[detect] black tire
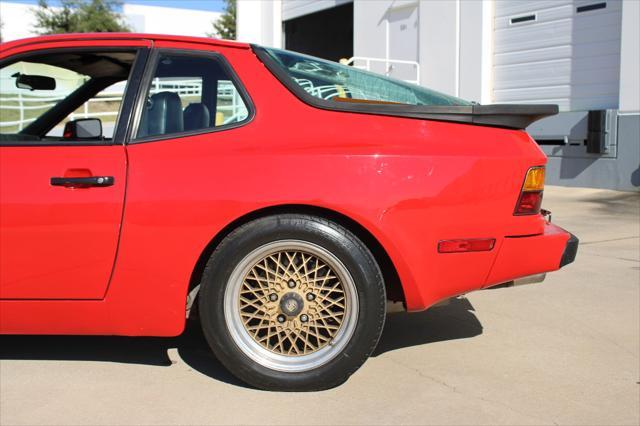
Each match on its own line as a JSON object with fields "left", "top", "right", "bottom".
{"left": 198, "top": 214, "right": 386, "bottom": 391}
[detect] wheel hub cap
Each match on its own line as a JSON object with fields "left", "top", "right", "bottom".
{"left": 280, "top": 292, "right": 304, "bottom": 317}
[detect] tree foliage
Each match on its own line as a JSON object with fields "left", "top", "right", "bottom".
{"left": 33, "top": 0, "right": 130, "bottom": 35}
{"left": 209, "top": 0, "right": 236, "bottom": 40}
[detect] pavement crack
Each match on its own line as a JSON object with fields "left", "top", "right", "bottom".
{"left": 385, "top": 356, "right": 559, "bottom": 425}
{"left": 579, "top": 251, "right": 640, "bottom": 263}
{"left": 581, "top": 236, "right": 640, "bottom": 245}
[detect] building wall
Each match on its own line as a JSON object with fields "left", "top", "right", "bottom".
{"left": 282, "top": 0, "right": 352, "bottom": 21}
{"left": 352, "top": 1, "right": 390, "bottom": 76}
{"left": 0, "top": 2, "right": 38, "bottom": 41}
{"left": 237, "top": 0, "right": 282, "bottom": 46}
{"left": 0, "top": 2, "right": 220, "bottom": 41}
{"left": 123, "top": 4, "right": 220, "bottom": 37}
{"left": 543, "top": 0, "right": 639, "bottom": 191}
{"left": 618, "top": 0, "right": 640, "bottom": 113}
{"left": 236, "top": 0, "right": 638, "bottom": 191}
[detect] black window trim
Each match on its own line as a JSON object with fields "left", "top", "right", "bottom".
{"left": 128, "top": 48, "right": 255, "bottom": 145}
{"left": 0, "top": 46, "right": 150, "bottom": 147}
{"left": 251, "top": 44, "right": 559, "bottom": 130}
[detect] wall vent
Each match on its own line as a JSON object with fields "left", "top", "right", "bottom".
{"left": 510, "top": 14, "right": 536, "bottom": 24}
{"left": 577, "top": 2, "right": 607, "bottom": 13}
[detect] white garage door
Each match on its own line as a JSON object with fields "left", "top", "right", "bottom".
{"left": 282, "top": 0, "right": 352, "bottom": 21}
{"left": 493, "top": 0, "right": 623, "bottom": 111}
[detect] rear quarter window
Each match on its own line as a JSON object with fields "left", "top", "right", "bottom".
{"left": 262, "top": 47, "right": 471, "bottom": 107}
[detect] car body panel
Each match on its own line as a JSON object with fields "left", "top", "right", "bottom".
{"left": 0, "top": 146, "right": 127, "bottom": 299}
{"left": 0, "top": 34, "right": 574, "bottom": 336}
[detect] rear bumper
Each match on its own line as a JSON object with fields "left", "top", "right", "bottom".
{"left": 560, "top": 233, "right": 579, "bottom": 268}
{"left": 484, "top": 223, "right": 578, "bottom": 288}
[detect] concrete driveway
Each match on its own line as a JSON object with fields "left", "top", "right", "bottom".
{"left": 1, "top": 186, "right": 638, "bottom": 425}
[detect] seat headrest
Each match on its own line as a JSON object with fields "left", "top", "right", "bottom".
{"left": 138, "top": 91, "right": 184, "bottom": 137}
{"left": 183, "top": 103, "right": 211, "bottom": 132}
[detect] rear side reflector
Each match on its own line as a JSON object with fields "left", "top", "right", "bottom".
{"left": 438, "top": 238, "right": 496, "bottom": 253}
{"left": 515, "top": 166, "right": 545, "bottom": 215}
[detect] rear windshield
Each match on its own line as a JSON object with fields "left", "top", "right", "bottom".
{"left": 263, "top": 47, "right": 471, "bottom": 107}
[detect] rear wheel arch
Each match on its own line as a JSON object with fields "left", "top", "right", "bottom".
{"left": 187, "top": 204, "right": 406, "bottom": 312}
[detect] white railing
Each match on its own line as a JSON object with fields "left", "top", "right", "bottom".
{"left": 0, "top": 92, "right": 122, "bottom": 130}
{"left": 343, "top": 56, "right": 421, "bottom": 85}
{"left": 0, "top": 79, "right": 245, "bottom": 131}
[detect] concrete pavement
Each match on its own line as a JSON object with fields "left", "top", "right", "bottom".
{"left": 1, "top": 186, "right": 638, "bottom": 425}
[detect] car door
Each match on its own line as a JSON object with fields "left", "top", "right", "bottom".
{"left": 0, "top": 41, "right": 150, "bottom": 299}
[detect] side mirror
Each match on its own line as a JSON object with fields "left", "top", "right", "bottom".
{"left": 12, "top": 72, "right": 56, "bottom": 91}
{"left": 63, "top": 118, "right": 103, "bottom": 140}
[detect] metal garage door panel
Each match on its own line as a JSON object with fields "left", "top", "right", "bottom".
{"left": 494, "top": 0, "right": 571, "bottom": 17}
{"left": 493, "top": 0, "right": 622, "bottom": 111}
{"left": 494, "top": 39, "right": 620, "bottom": 66}
{"left": 495, "top": 58, "right": 620, "bottom": 90}
{"left": 282, "top": 0, "right": 352, "bottom": 21}
{"left": 495, "top": 2, "right": 573, "bottom": 32}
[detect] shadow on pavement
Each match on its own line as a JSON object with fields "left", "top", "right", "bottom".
{"left": 373, "top": 296, "right": 482, "bottom": 357}
{"left": 579, "top": 191, "right": 640, "bottom": 216}
{"left": 0, "top": 297, "right": 482, "bottom": 387}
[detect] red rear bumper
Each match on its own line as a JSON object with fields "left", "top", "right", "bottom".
{"left": 483, "top": 222, "right": 578, "bottom": 288}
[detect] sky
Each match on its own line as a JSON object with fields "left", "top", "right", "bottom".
{"left": 4, "top": 0, "right": 225, "bottom": 12}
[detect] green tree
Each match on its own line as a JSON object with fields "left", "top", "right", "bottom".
{"left": 33, "top": 0, "right": 130, "bottom": 35}
{"left": 209, "top": 0, "right": 236, "bottom": 40}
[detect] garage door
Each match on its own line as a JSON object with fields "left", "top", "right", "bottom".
{"left": 282, "top": 0, "right": 353, "bottom": 21}
{"left": 493, "top": 0, "right": 623, "bottom": 111}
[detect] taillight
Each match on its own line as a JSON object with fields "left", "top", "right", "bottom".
{"left": 515, "top": 166, "right": 545, "bottom": 215}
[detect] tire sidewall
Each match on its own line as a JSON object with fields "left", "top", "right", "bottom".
{"left": 199, "top": 215, "right": 385, "bottom": 391}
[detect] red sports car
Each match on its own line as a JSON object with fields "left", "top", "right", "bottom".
{"left": 0, "top": 34, "right": 578, "bottom": 391}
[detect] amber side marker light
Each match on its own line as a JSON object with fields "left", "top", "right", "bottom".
{"left": 438, "top": 238, "right": 496, "bottom": 253}
{"left": 515, "top": 166, "right": 545, "bottom": 215}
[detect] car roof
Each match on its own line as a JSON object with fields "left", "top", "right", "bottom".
{"left": 0, "top": 33, "right": 251, "bottom": 51}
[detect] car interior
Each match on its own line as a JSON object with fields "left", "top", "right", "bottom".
{"left": 0, "top": 51, "right": 137, "bottom": 143}
{"left": 136, "top": 54, "right": 236, "bottom": 139}
{"left": 0, "top": 50, "right": 248, "bottom": 144}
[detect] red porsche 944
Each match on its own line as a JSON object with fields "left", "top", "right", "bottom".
{"left": 0, "top": 34, "right": 577, "bottom": 391}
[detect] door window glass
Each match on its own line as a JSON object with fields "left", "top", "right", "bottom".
{"left": 46, "top": 82, "right": 126, "bottom": 139}
{"left": 0, "top": 62, "right": 88, "bottom": 134}
{"left": 0, "top": 51, "right": 137, "bottom": 143}
{"left": 136, "top": 53, "right": 250, "bottom": 139}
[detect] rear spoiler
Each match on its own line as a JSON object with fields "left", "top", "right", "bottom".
{"left": 253, "top": 45, "right": 558, "bottom": 130}
{"left": 394, "top": 104, "right": 560, "bottom": 129}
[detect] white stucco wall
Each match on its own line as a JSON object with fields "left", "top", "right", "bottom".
{"left": 353, "top": 0, "right": 492, "bottom": 102}
{"left": 237, "top": 0, "right": 282, "bottom": 46}
{"left": 618, "top": 0, "right": 640, "bottom": 113}
{"left": 418, "top": 0, "right": 458, "bottom": 96}
{"left": 459, "top": 0, "right": 493, "bottom": 104}
{"left": 353, "top": 1, "right": 390, "bottom": 74}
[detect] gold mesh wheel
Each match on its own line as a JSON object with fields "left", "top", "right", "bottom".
{"left": 240, "top": 249, "right": 346, "bottom": 355}
{"left": 224, "top": 240, "right": 358, "bottom": 372}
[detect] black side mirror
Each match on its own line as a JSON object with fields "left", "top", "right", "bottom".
{"left": 63, "top": 118, "right": 103, "bottom": 140}
{"left": 12, "top": 72, "right": 56, "bottom": 91}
